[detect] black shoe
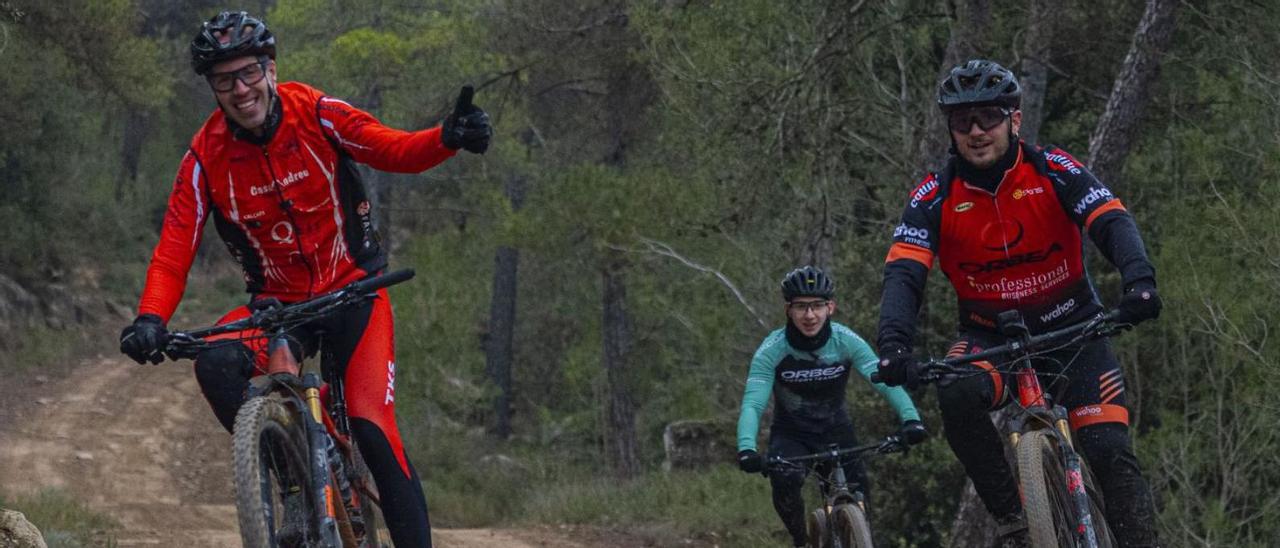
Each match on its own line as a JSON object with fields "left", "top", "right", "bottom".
{"left": 992, "top": 513, "right": 1029, "bottom": 548}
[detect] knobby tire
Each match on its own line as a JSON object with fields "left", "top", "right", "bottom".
{"left": 1017, "top": 430, "right": 1115, "bottom": 548}
{"left": 233, "top": 395, "right": 312, "bottom": 548}
{"left": 832, "top": 504, "right": 874, "bottom": 548}
{"left": 806, "top": 508, "right": 829, "bottom": 548}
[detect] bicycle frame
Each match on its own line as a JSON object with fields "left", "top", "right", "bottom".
{"left": 1003, "top": 347, "right": 1100, "bottom": 548}
{"left": 249, "top": 327, "right": 391, "bottom": 547}
{"left": 931, "top": 310, "right": 1121, "bottom": 548}
{"left": 165, "top": 268, "right": 414, "bottom": 547}
{"left": 243, "top": 331, "right": 350, "bottom": 546}
{"left": 766, "top": 437, "right": 905, "bottom": 547}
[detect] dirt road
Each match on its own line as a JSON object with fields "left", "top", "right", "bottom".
{"left": 0, "top": 355, "right": 593, "bottom": 547}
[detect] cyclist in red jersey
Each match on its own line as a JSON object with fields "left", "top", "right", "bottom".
{"left": 875, "top": 60, "right": 1162, "bottom": 547}
{"left": 118, "top": 11, "right": 490, "bottom": 547}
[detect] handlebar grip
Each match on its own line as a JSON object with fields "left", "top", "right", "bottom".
{"left": 350, "top": 268, "right": 415, "bottom": 294}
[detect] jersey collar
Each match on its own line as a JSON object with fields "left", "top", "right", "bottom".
{"left": 785, "top": 319, "right": 832, "bottom": 352}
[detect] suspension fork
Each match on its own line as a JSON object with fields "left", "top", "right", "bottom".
{"left": 1011, "top": 359, "right": 1098, "bottom": 546}
{"left": 1007, "top": 362, "right": 1076, "bottom": 448}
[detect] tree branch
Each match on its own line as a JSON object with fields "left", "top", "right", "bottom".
{"left": 620, "top": 236, "right": 770, "bottom": 330}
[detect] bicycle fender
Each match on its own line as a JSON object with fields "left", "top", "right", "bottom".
{"left": 245, "top": 376, "right": 277, "bottom": 399}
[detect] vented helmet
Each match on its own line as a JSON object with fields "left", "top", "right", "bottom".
{"left": 190, "top": 11, "right": 276, "bottom": 75}
{"left": 781, "top": 266, "right": 835, "bottom": 301}
{"left": 937, "top": 59, "right": 1021, "bottom": 112}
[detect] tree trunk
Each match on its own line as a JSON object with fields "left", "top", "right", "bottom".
{"left": 601, "top": 251, "right": 639, "bottom": 478}
{"left": 484, "top": 175, "right": 527, "bottom": 439}
{"left": 1086, "top": 0, "right": 1178, "bottom": 189}
{"left": 917, "top": 0, "right": 992, "bottom": 173}
{"left": 484, "top": 244, "right": 519, "bottom": 439}
{"left": 1017, "top": 0, "right": 1054, "bottom": 146}
{"left": 117, "top": 108, "right": 148, "bottom": 202}
{"left": 930, "top": 2, "right": 1000, "bottom": 543}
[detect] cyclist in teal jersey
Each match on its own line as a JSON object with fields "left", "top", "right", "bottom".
{"left": 736, "top": 266, "right": 927, "bottom": 547}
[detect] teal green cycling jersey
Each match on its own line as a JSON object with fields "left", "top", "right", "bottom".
{"left": 736, "top": 321, "right": 920, "bottom": 451}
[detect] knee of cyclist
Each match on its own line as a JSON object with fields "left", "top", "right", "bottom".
{"left": 769, "top": 469, "right": 805, "bottom": 492}
{"left": 936, "top": 375, "right": 988, "bottom": 414}
{"left": 1076, "top": 422, "right": 1139, "bottom": 471}
{"left": 194, "top": 344, "right": 254, "bottom": 383}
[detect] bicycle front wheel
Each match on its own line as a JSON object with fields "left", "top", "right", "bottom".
{"left": 806, "top": 507, "right": 829, "bottom": 548}
{"left": 232, "top": 395, "right": 313, "bottom": 548}
{"left": 1017, "top": 429, "right": 1113, "bottom": 548}
{"left": 831, "top": 503, "right": 874, "bottom": 548}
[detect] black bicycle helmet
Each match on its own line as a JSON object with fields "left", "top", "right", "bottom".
{"left": 937, "top": 59, "right": 1021, "bottom": 112}
{"left": 781, "top": 266, "right": 835, "bottom": 301}
{"left": 190, "top": 11, "right": 276, "bottom": 75}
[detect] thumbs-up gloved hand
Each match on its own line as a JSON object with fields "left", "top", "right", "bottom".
{"left": 441, "top": 85, "right": 492, "bottom": 154}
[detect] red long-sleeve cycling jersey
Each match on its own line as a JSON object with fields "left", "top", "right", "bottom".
{"left": 137, "top": 82, "right": 456, "bottom": 321}
{"left": 877, "top": 142, "right": 1156, "bottom": 350}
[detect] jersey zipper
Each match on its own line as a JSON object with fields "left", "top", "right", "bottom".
{"left": 262, "top": 145, "right": 317, "bottom": 298}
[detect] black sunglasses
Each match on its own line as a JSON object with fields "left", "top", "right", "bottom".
{"left": 207, "top": 61, "right": 268, "bottom": 93}
{"left": 948, "top": 106, "right": 1012, "bottom": 132}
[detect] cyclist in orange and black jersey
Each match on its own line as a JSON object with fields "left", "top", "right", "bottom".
{"left": 878, "top": 139, "right": 1152, "bottom": 343}
{"left": 876, "top": 60, "right": 1162, "bottom": 548}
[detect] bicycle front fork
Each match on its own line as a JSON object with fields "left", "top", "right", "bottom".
{"left": 1006, "top": 408, "right": 1074, "bottom": 450}
{"left": 1065, "top": 449, "right": 1101, "bottom": 547}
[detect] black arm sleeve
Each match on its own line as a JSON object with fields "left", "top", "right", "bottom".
{"left": 878, "top": 259, "right": 929, "bottom": 351}
{"left": 1087, "top": 210, "right": 1156, "bottom": 288}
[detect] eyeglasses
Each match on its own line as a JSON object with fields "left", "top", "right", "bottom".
{"left": 948, "top": 106, "right": 1012, "bottom": 133}
{"left": 207, "top": 61, "right": 268, "bottom": 93}
{"left": 788, "top": 300, "right": 830, "bottom": 314}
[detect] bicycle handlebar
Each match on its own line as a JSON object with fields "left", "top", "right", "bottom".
{"left": 869, "top": 309, "right": 1125, "bottom": 385}
{"left": 164, "top": 269, "right": 416, "bottom": 359}
{"left": 347, "top": 268, "right": 415, "bottom": 296}
{"left": 764, "top": 435, "right": 906, "bottom": 469}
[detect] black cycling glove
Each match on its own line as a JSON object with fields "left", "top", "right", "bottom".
{"left": 441, "top": 85, "right": 492, "bottom": 154}
{"left": 1117, "top": 279, "right": 1161, "bottom": 326}
{"left": 120, "top": 314, "right": 168, "bottom": 365}
{"left": 877, "top": 346, "right": 923, "bottom": 390}
{"left": 737, "top": 449, "right": 763, "bottom": 474}
{"left": 897, "top": 419, "right": 928, "bottom": 446}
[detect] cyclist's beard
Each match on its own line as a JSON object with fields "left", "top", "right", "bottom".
{"left": 229, "top": 85, "right": 282, "bottom": 145}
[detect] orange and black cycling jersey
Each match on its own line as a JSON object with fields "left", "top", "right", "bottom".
{"left": 877, "top": 142, "right": 1155, "bottom": 350}
{"left": 138, "top": 82, "right": 456, "bottom": 321}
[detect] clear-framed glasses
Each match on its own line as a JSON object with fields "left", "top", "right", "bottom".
{"left": 207, "top": 61, "right": 268, "bottom": 93}
{"left": 947, "top": 106, "right": 1012, "bottom": 133}
{"left": 788, "top": 300, "right": 830, "bottom": 314}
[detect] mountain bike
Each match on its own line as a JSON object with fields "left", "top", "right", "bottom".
{"left": 163, "top": 269, "right": 415, "bottom": 547}
{"left": 876, "top": 309, "right": 1124, "bottom": 547}
{"left": 765, "top": 435, "right": 908, "bottom": 548}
